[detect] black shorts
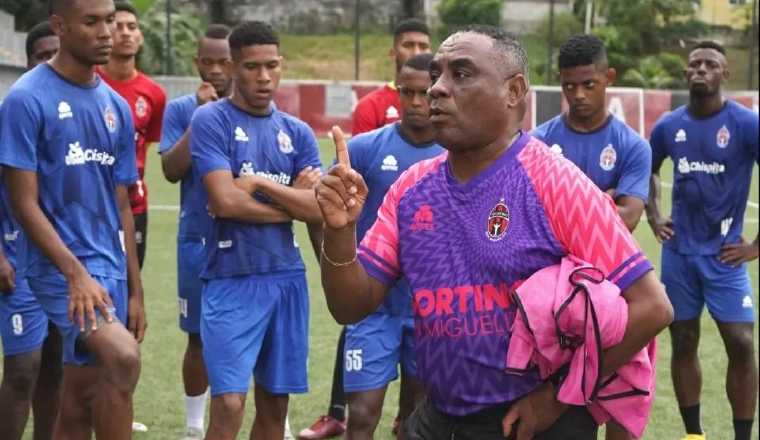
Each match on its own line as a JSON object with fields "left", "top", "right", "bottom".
{"left": 404, "top": 398, "right": 598, "bottom": 440}
{"left": 133, "top": 212, "right": 147, "bottom": 269}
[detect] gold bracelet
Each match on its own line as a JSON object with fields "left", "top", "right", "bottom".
{"left": 320, "top": 240, "right": 357, "bottom": 267}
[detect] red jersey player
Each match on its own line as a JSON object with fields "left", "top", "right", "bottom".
{"left": 98, "top": 1, "right": 166, "bottom": 268}
{"left": 350, "top": 19, "right": 431, "bottom": 136}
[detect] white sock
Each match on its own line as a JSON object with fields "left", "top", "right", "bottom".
{"left": 185, "top": 390, "right": 208, "bottom": 431}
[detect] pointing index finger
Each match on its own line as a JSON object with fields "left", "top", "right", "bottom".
{"left": 332, "top": 126, "right": 351, "bottom": 169}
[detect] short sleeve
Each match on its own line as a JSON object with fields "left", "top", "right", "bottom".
{"left": 743, "top": 110, "right": 759, "bottom": 165}
{"left": 649, "top": 118, "right": 669, "bottom": 170}
{"left": 615, "top": 138, "right": 652, "bottom": 201}
{"left": 522, "top": 144, "right": 652, "bottom": 291}
{"left": 0, "top": 91, "right": 43, "bottom": 171}
{"left": 189, "top": 105, "right": 231, "bottom": 177}
{"left": 352, "top": 97, "right": 378, "bottom": 135}
{"left": 145, "top": 85, "right": 166, "bottom": 143}
{"left": 292, "top": 120, "right": 322, "bottom": 175}
{"left": 358, "top": 176, "right": 403, "bottom": 286}
{"left": 115, "top": 103, "right": 139, "bottom": 185}
{"left": 159, "top": 98, "right": 190, "bottom": 154}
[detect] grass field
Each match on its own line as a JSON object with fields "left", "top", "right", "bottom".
{"left": 6, "top": 139, "right": 759, "bottom": 439}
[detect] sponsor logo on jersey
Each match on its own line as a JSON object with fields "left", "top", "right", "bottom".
{"left": 240, "top": 161, "right": 255, "bottom": 176}
{"left": 135, "top": 96, "right": 149, "bottom": 118}
{"left": 599, "top": 144, "right": 617, "bottom": 171}
{"left": 411, "top": 204, "right": 435, "bottom": 232}
{"left": 218, "top": 240, "right": 232, "bottom": 249}
{"left": 381, "top": 154, "right": 399, "bottom": 171}
{"left": 677, "top": 157, "right": 725, "bottom": 175}
{"left": 65, "top": 141, "right": 116, "bottom": 166}
{"left": 716, "top": 125, "right": 730, "bottom": 149}
{"left": 549, "top": 144, "right": 563, "bottom": 155}
{"left": 743, "top": 295, "right": 754, "bottom": 309}
{"left": 277, "top": 129, "right": 294, "bottom": 154}
{"left": 255, "top": 171, "right": 292, "bottom": 185}
{"left": 486, "top": 198, "right": 510, "bottom": 241}
{"left": 3, "top": 230, "right": 18, "bottom": 242}
{"left": 385, "top": 105, "right": 399, "bottom": 120}
{"left": 58, "top": 101, "right": 73, "bottom": 120}
{"left": 235, "top": 126, "right": 249, "bottom": 142}
{"left": 675, "top": 129, "right": 687, "bottom": 143}
{"left": 103, "top": 106, "right": 117, "bottom": 133}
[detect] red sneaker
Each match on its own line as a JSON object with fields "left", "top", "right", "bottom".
{"left": 297, "top": 415, "right": 346, "bottom": 440}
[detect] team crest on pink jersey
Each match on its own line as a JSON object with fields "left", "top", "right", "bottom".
{"left": 103, "top": 106, "right": 117, "bottom": 133}
{"left": 716, "top": 125, "right": 730, "bottom": 148}
{"left": 411, "top": 204, "right": 435, "bottom": 232}
{"left": 486, "top": 198, "right": 510, "bottom": 241}
{"left": 135, "top": 96, "right": 148, "bottom": 118}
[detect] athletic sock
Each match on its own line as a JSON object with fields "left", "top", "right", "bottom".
{"left": 679, "top": 404, "right": 703, "bottom": 435}
{"left": 327, "top": 327, "right": 347, "bottom": 422}
{"left": 733, "top": 419, "right": 753, "bottom": 440}
{"left": 185, "top": 390, "right": 208, "bottom": 432}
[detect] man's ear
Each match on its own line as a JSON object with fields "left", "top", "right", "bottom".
{"left": 606, "top": 67, "right": 617, "bottom": 86}
{"left": 506, "top": 73, "right": 528, "bottom": 108}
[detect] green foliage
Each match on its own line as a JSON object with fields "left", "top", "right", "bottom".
{"left": 620, "top": 53, "right": 686, "bottom": 89}
{"left": 539, "top": 12, "right": 583, "bottom": 48}
{"left": 437, "top": 0, "right": 502, "bottom": 37}
{"left": 0, "top": 0, "right": 47, "bottom": 31}
{"left": 138, "top": 0, "right": 203, "bottom": 75}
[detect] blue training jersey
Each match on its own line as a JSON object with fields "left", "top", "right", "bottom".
{"left": 190, "top": 98, "right": 322, "bottom": 279}
{"left": 158, "top": 94, "right": 212, "bottom": 242}
{"left": 650, "top": 100, "right": 759, "bottom": 255}
{"left": 349, "top": 122, "right": 444, "bottom": 315}
{"left": 0, "top": 64, "right": 138, "bottom": 279}
{"left": 532, "top": 114, "right": 652, "bottom": 201}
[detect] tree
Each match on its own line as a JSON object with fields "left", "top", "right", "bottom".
{"left": 438, "top": 0, "right": 502, "bottom": 36}
{"left": 0, "top": 0, "right": 48, "bottom": 31}
{"left": 138, "top": 0, "right": 203, "bottom": 75}
{"left": 402, "top": 0, "right": 424, "bottom": 18}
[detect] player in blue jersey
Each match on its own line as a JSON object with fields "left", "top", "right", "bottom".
{"left": 341, "top": 53, "right": 440, "bottom": 440}
{"left": 0, "top": 20, "right": 62, "bottom": 440}
{"left": 647, "top": 41, "right": 758, "bottom": 440}
{"left": 189, "top": 21, "right": 322, "bottom": 440}
{"left": 159, "top": 24, "right": 233, "bottom": 440}
{"left": 0, "top": 1, "right": 146, "bottom": 439}
{"left": 533, "top": 34, "right": 651, "bottom": 233}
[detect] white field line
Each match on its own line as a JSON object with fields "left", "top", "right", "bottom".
{"left": 147, "top": 182, "right": 760, "bottom": 222}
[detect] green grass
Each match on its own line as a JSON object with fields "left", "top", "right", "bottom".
{"left": 6, "top": 140, "right": 759, "bottom": 439}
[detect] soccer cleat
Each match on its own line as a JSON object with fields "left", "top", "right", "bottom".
{"left": 284, "top": 416, "right": 295, "bottom": 440}
{"left": 179, "top": 427, "right": 204, "bottom": 440}
{"left": 680, "top": 435, "right": 706, "bottom": 440}
{"left": 297, "top": 415, "right": 346, "bottom": 440}
{"left": 132, "top": 421, "right": 148, "bottom": 432}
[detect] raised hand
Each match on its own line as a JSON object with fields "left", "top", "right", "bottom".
{"left": 196, "top": 82, "right": 219, "bottom": 105}
{"left": 315, "top": 126, "right": 368, "bottom": 230}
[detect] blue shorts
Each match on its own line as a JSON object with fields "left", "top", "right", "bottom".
{"left": 0, "top": 277, "right": 48, "bottom": 356}
{"left": 178, "top": 238, "right": 206, "bottom": 334}
{"left": 28, "top": 274, "right": 127, "bottom": 365}
{"left": 344, "top": 311, "right": 417, "bottom": 393}
{"left": 661, "top": 247, "right": 755, "bottom": 323}
{"left": 202, "top": 273, "right": 309, "bottom": 396}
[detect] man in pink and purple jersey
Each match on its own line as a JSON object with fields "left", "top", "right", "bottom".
{"left": 315, "top": 25, "right": 673, "bottom": 439}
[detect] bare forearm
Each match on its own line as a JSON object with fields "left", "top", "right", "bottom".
{"left": 321, "top": 226, "right": 384, "bottom": 324}
{"left": 306, "top": 222, "right": 323, "bottom": 259}
{"left": 601, "top": 272, "right": 673, "bottom": 376}
{"left": 645, "top": 173, "right": 663, "bottom": 222}
{"left": 117, "top": 187, "right": 143, "bottom": 299}
{"left": 10, "top": 196, "right": 83, "bottom": 279}
{"left": 257, "top": 179, "right": 322, "bottom": 223}
{"left": 160, "top": 131, "right": 191, "bottom": 183}
{"left": 616, "top": 200, "right": 645, "bottom": 232}
{"left": 211, "top": 189, "right": 293, "bottom": 224}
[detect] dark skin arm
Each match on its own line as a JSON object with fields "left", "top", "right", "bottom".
{"left": 315, "top": 127, "right": 388, "bottom": 324}
{"left": 235, "top": 169, "right": 323, "bottom": 224}
{"left": 646, "top": 156, "right": 675, "bottom": 242}
{"left": 203, "top": 170, "right": 293, "bottom": 223}
{"left": 605, "top": 188, "right": 646, "bottom": 232}
{"left": 5, "top": 168, "right": 112, "bottom": 331}
{"left": 719, "top": 235, "right": 759, "bottom": 267}
{"left": 503, "top": 271, "right": 673, "bottom": 439}
{"left": 0, "top": 246, "right": 14, "bottom": 293}
{"left": 160, "top": 130, "right": 191, "bottom": 184}
{"left": 117, "top": 185, "right": 147, "bottom": 343}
